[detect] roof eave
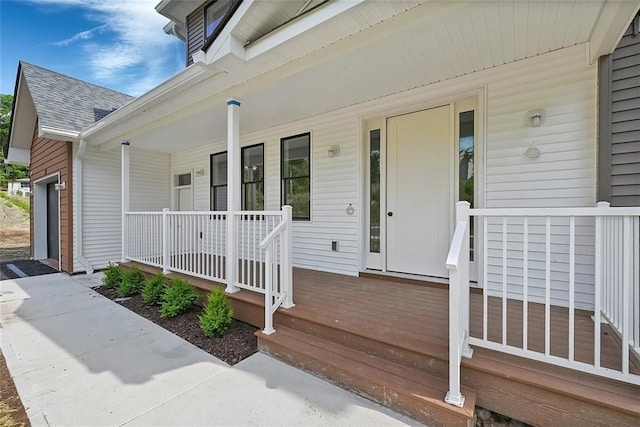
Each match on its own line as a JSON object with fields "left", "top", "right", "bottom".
{"left": 81, "top": 61, "right": 217, "bottom": 144}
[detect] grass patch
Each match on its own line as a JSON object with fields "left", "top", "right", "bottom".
{"left": 0, "top": 193, "right": 29, "bottom": 213}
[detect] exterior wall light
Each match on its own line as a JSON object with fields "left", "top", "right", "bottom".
{"left": 525, "top": 109, "right": 545, "bottom": 127}
{"left": 328, "top": 145, "right": 340, "bottom": 158}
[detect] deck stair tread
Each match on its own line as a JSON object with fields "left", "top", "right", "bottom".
{"left": 465, "top": 346, "right": 640, "bottom": 416}
{"left": 258, "top": 325, "right": 476, "bottom": 426}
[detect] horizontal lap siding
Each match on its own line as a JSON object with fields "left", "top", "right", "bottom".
{"left": 186, "top": 6, "right": 205, "bottom": 67}
{"left": 610, "top": 21, "right": 640, "bottom": 207}
{"left": 75, "top": 147, "right": 170, "bottom": 272}
{"left": 485, "top": 45, "right": 596, "bottom": 309}
{"left": 30, "top": 127, "right": 73, "bottom": 272}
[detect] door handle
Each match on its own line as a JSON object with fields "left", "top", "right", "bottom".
{"left": 387, "top": 212, "right": 393, "bottom": 217}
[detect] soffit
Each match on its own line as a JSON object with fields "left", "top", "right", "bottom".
{"left": 93, "top": 0, "right": 607, "bottom": 152}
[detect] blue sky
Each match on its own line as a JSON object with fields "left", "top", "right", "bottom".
{"left": 0, "top": 0, "right": 185, "bottom": 97}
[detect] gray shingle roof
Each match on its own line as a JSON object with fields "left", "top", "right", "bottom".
{"left": 20, "top": 61, "right": 134, "bottom": 134}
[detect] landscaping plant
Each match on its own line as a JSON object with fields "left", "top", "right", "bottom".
{"left": 199, "top": 288, "right": 233, "bottom": 338}
{"left": 117, "top": 267, "right": 145, "bottom": 297}
{"left": 141, "top": 273, "right": 168, "bottom": 305}
{"left": 160, "top": 278, "right": 199, "bottom": 318}
{"left": 102, "top": 262, "right": 122, "bottom": 288}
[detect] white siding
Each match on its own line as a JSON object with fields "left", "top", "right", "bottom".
{"left": 130, "top": 149, "right": 171, "bottom": 211}
{"left": 72, "top": 146, "right": 170, "bottom": 272}
{"left": 173, "top": 44, "right": 596, "bottom": 281}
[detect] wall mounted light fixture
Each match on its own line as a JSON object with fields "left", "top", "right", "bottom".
{"left": 525, "top": 109, "right": 545, "bottom": 127}
{"left": 328, "top": 145, "right": 340, "bottom": 158}
{"left": 54, "top": 181, "right": 66, "bottom": 191}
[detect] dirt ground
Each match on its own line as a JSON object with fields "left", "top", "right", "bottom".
{"left": 0, "top": 350, "right": 30, "bottom": 427}
{"left": 0, "top": 201, "right": 30, "bottom": 263}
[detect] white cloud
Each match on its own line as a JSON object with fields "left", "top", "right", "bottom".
{"left": 52, "top": 24, "right": 106, "bottom": 46}
{"left": 29, "top": 0, "right": 183, "bottom": 95}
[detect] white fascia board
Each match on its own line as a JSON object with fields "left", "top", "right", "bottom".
{"left": 80, "top": 62, "right": 215, "bottom": 142}
{"left": 202, "top": 0, "right": 255, "bottom": 65}
{"left": 589, "top": 0, "right": 640, "bottom": 63}
{"left": 39, "top": 125, "right": 80, "bottom": 142}
{"left": 244, "top": 0, "right": 366, "bottom": 61}
{"left": 6, "top": 147, "right": 30, "bottom": 165}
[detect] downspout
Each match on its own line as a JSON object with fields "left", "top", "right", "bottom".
{"left": 75, "top": 139, "right": 94, "bottom": 274}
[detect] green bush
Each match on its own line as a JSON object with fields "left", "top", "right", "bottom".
{"left": 199, "top": 288, "right": 233, "bottom": 338}
{"left": 160, "top": 278, "right": 199, "bottom": 318}
{"left": 102, "top": 262, "right": 122, "bottom": 288}
{"left": 141, "top": 273, "right": 168, "bottom": 305}
{"left": 117, "top": 267, "right": 145, "bottom": 297}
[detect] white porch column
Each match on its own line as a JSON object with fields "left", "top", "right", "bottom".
{"left": 226, "top": 98, "right": 241, "bottom": 293}
{"left": 121, "top": 141, "right": 130, "bottom": 263}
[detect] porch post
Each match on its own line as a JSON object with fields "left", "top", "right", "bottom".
{"left": 121, "top": 141, "right": 130, "bottom": 264}
{"left": 282, "top": 205, "right": 295, "bottom": 308}
{"left": 226, "top": 98, "right": 241, "bottom": 293}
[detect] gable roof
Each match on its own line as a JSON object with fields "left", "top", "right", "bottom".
{"left": 5, "top": 62, "right": 135, "bottom": 164}
{"left": 19, "top": 61, "right": 134, "bottom": 134}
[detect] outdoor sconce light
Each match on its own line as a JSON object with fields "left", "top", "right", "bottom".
{"left": 525, "top": 109, "right": 544, "bottom": 127}
{"left": 54, "top": 181, "right": 66, "bottom": 191}
{"left": 328, "top": 145, "right": 340, "bottom": 158}
{"left": 195, "top": 168, "right": 205, "bottom": 177}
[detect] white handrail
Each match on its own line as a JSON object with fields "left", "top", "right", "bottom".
{"left": 260, "top": 206, "right": 294, "bottom": 335}
{"left": 445, "top": 202, "right": 473, "bottom": 408}
{"left": 259, "top": 221, "right": 287, "bottom": 250}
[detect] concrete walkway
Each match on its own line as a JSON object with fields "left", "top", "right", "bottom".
{"left": 0, "top": 273, "right": 419, "bottom": 426}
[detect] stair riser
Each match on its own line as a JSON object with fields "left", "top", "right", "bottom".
{"left": 463, "top": 367, "right": 640, "bottom": 427}
{"left": 274, "top": 311, "right": 449, "bottom": 377}
{"left": 259, "top": 338, "right": 473, "bottom": 427}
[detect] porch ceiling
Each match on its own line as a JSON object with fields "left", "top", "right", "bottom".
{"left": 94, "top": 0, "right": 614, "bottom": 153}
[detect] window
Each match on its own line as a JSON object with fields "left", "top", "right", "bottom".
{"left": 175, "top": 173, "right": 191, "bottom": 187}
{"left": 281, "top": 133, "right": 311, "bottom": 220}
{"left": 210, "top": 152, "right": 227, "bottom": 210}
{"left": 205, "top": 0, "right": 237, "bottom": 40}
{"left": 242, "top": 144, "right": 264, "bottom": 210}
{"left": 458, "top": 110, "right": 475, "bottom": 260}
{"left": 369, "top": 129, "right": 381, "bottom": 253}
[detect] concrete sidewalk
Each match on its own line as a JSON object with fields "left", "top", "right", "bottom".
{"left": 0, "top": 273, "right": 419, "bottom": 426}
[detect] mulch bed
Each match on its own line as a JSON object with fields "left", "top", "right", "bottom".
{"left": 93, "top": 286, "right": 258, "bottom": 365}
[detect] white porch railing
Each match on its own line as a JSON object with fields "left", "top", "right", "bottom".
{"left": 259, "top": 206, "right": 294, "bottom": 335}
{"left": 124, "top": 207, "right": 294, "bottom": 325}
{"left": 125, "top": 210, "right": 227, "bottom": 282}
{"left": 446, "top": 202, "right": 640, "bottom": 406}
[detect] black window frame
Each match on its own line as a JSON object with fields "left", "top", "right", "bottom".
{"left": 202, "top": 0, "right": 243, "bottom": 51}
{"left": 210, "top": 151, "right": 228, "bottom": 211}
{"left": 241, "top": 143, "right": 265, "bottom": 211}
{"left": 280, "top": 132, "right": 311, "bottom": 221}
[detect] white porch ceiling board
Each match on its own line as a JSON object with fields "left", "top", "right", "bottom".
{"left": 102, "top": 0, "right": 609, "bottom": 153}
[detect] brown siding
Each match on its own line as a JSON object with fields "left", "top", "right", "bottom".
{"left": 186, "top": 4, "right": 206, "bottom": 67}
{"left": 29, "top": 121, "right": 73, "bottom": 273}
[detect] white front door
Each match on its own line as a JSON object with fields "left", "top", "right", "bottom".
{"left": 386, "top": 105, "right": 451, "bottom": 278}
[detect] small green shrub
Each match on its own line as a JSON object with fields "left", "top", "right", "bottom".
{"left": 160, "top": 278, "right": 199, "bottom": 318}
{"left": 117, "top": 267, "right": 145, "bottom": 297}
{"left": 102, "top": 262, "right": 122, "bottom": 288}
{"left": 141, "top": 273, "right": 168, "bottom": 305}
{"left": 199, "top": 288, "right": 233, "bottom": 338}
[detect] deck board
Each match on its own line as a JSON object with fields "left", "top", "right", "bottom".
{"left": 289, "top": 268, "right": 638, "bottom": 376}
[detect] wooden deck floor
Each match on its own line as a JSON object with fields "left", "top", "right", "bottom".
{"left": 289, "top": 268, "right": 635, "bottom": 373}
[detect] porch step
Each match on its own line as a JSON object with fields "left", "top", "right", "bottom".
{"left": 463, "top": 346, "right": 640, "bottom": 426}
{"left": 258, "top": 326, "right": 476, "bottom": 427}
